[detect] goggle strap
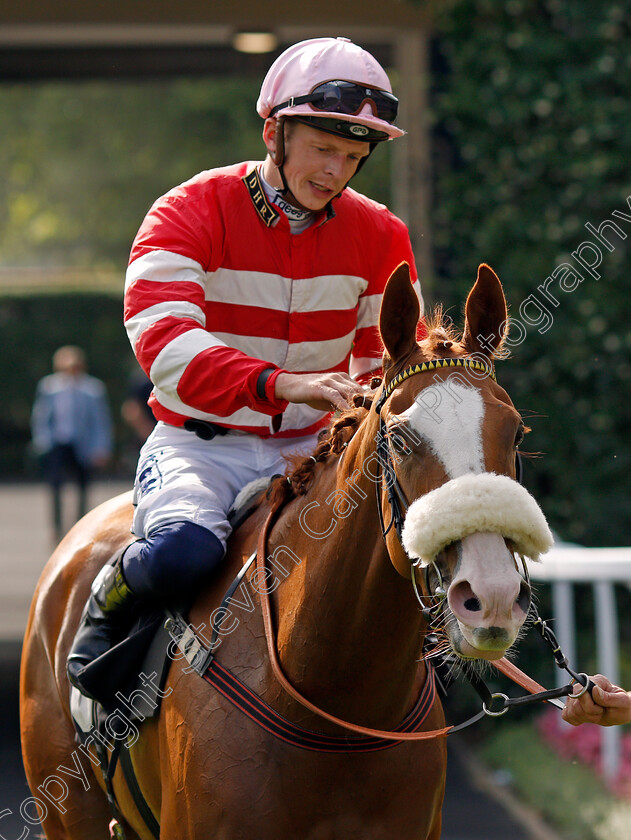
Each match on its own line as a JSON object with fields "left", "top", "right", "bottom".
{"left": 270, "top": 94, "right": 313, "bottom": 118}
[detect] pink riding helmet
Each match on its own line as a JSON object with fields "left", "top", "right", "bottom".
{"left": 257, "top": 37, "right": 405, "bottom": 141}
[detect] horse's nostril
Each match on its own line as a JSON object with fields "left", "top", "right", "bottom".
{"left": 464, "top": 597, "right": 481, "bottom": 612}
{"left": 516, "top": 581, "right": 531, "bottom": 614}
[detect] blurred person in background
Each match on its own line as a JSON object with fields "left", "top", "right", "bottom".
{"left": 31, "top": 345, "right": 113, "bottom": 542}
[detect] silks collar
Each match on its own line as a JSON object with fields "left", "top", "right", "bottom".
{"left": 243, "top": 167, "right": 335, "bottom": 228}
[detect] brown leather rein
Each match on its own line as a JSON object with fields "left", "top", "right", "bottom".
{"left": 255, "top": 505, "right": 564, "bottom": 742}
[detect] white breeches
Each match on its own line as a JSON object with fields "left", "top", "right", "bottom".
{"left": 132, "top": 421, "right": 319, "bottom": 548}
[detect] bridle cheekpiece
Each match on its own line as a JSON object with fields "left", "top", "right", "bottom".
{"left": 372, "top": 356, "right": 497, "bottom": 544}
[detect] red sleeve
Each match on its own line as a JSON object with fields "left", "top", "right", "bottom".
{"left": 350, "top": 213, "right": 425, "bottom": 376}
{"left": 124, "top": 189, "right": 289, "bottom": 418}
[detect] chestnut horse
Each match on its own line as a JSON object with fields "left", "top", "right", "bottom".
{"left": 21, "top": 263, "right": 552, "bottom": 839}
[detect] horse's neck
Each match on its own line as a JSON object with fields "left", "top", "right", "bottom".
{"left": 270, "top": 430, "right": 427, "bottom": 727}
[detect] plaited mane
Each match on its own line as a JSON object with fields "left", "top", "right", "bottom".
{"left": 269, "top": 403, "right": 369, "bottom": 506}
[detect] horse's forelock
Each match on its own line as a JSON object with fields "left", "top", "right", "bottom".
{"left": 420, "top": 304, "right": 507, "bottom": 360}
{"left": 421, "top": 306, "right": 464, "bottom": 356}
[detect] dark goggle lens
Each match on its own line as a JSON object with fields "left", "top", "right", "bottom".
{"left": 309, "top": 81, "right": 398, "bottom": 123}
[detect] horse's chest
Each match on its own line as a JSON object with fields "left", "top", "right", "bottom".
{"left": 210, "top": 741, "right": 445, "bottom": 840}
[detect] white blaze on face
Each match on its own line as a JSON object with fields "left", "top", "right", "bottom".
{"left": 401, "top": 380, "right": 485, "bottom": 478}
{"left": 399, "top": 381, "right": 531, "bottom": 658}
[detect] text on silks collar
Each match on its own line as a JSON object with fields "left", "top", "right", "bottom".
{"left": 243, "top": 168, "right": 280, "bottom": 227}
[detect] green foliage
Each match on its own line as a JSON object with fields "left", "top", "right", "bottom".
{"left": 432, "top": 0, "right": 631, "bottom": 545}
{"left": 0, "top": 77, "right": 264, "bottom": 268}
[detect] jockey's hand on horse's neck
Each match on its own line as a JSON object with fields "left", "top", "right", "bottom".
{"left": 275, "top": 371, "right": 359, "bottom": 413}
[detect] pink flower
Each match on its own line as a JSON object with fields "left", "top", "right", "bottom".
{"left": 537, "top": 709, "right": 631, "bottom": 797}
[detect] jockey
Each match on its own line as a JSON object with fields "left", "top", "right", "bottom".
{"left": 67, "top": 36, "right": 424, "bottom": 700}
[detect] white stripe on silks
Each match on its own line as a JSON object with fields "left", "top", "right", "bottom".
{"left": 283, "top": 331, "right": 355, "bottom": 372}
{"left": 207, "top": 269, "right": 368, "bottom": 314}
{"left": 356, "top": 293, "right": 381, "bottom": 331}
{"left": 279, "top": 401, "right": 328, "bottom": 431}
{"left": 150, "top": 329, "right": 228, "bottom": 398}
{"left": 151, "top": 387, "right": 328, "bottom": 432}
{"left": 412, "top": 279, "right": 425, "bottom": 316}
{"left": 207, "top": 268, "right": 291, "bottom": 310}
{"left": 210, "top": 333, "right": 289, "bottom": 368}
{"left": 401, "top": 472, "right": 554, "bottom": 565}
{"left": 290, "top": 273, "right": 368, "bottom": 313}
{"left": 151, "top": 387, "right": 271, "bottom": 426}
{"left": 125, "top": 300, "right": 206, "bottom": 348}
{"left": 350, "top": 355, "right": 381, "bottom": 380}
{"left": 125, "top": 250, "right": 206, "bottom": 293}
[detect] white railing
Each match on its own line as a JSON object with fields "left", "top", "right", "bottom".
{"left": 527, "top": 544, "right": 631, "bottom": 780}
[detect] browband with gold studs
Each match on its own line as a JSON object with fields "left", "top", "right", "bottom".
{"left": 376, "top": 357, "right": 496, "bottom": 413}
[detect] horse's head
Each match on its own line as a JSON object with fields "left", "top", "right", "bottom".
{"left": 375, "top": 262, "right": 552, "bottom": 662}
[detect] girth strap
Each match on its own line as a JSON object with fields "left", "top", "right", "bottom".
{"left": 118, "top": 747, "right": 160, "bottom": 839}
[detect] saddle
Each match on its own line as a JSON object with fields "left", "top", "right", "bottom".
{"left": 69, "top": 477, "right": 272, "bottom": 741}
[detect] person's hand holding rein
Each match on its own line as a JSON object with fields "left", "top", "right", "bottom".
{"left": 562, "top": 674, "right": 631, "bottom": 727}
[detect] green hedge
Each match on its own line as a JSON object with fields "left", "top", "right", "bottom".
{"left": 432, "top": 0, "right": 631, "bottom": 545}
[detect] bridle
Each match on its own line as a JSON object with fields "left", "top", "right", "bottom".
{"left": 372, "top": 356, "right": 497, "bottom": 618}
{"left": 373, "top": 356, "right": 497, "bottom": 541}
{"left": 370, "top": 356, "right": 593, "bottom": 709}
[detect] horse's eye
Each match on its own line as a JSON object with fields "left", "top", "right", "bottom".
{"left": 387, "top": 423, "right": 413, "bottom": 455}
{"left": 390, "top": 432, "right": 411, "bottom": 455}
{"left": 515, "top": 423, "right": 525, "bottom": 447}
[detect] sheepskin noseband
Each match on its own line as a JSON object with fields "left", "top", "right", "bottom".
{"left": 401, "top": 472, "right": 553, "bottom": 566}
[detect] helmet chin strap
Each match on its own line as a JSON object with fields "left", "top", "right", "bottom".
{"left": 272, "top": 117, "right": 295, "bottom": 200}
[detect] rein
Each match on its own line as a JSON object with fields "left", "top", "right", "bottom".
{"left": 254, "top": 504, "right": 589, "bottom": 739}
{"left": 255, "top": 505, "right": 453, "bottom": 741}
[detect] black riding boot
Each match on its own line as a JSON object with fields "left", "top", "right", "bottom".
{"left": 67, "top": 555, "right": 139, "bottom": 700}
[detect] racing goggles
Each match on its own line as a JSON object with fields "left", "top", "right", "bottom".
{"left": 269, "top": 80, "right": 399, "bottom": 123}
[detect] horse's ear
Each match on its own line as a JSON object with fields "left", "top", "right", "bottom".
{"left": 461, "top": 263, "right": 508, "bottom": 356}
{"left": 379, "top": 262, "right": 420, "bottom": 363}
